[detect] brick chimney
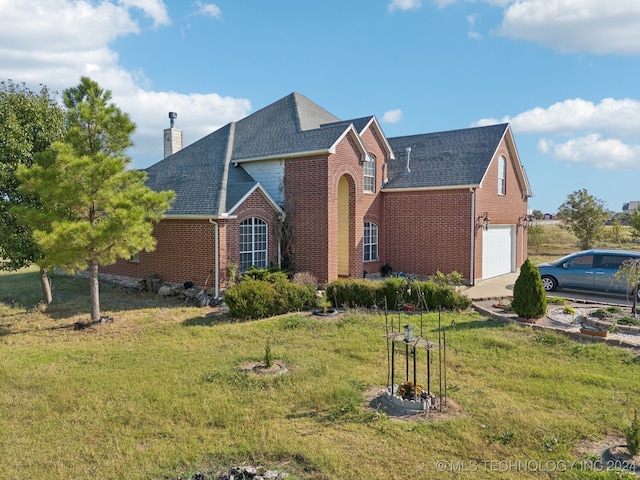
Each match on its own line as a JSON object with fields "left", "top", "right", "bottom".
{"left": 163, "top": 112, "right": 183, "bottom": 158}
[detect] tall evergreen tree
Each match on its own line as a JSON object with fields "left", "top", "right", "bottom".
{"left": 0, "top": 80, "right": 64, "bottom": 303}
{"left": 14, "top": 77, "right": 174, "bottom": 323}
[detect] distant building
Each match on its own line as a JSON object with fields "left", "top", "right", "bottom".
{"left": 623, "top": 201, "right": 640, "bottom": 212}
{"left": 543, "top": 213, "right": 557, "bottom": 220}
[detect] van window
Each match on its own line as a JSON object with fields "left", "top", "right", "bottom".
{"left": 596, "top": 255, "right": 627, "bottom": 269}
{"left": 567, "top": 255, "right": 593, "bottom": 268}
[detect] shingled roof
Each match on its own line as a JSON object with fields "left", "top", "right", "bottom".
{"left": 230, "top": 92, "right": 347, "bottom": 162}
{"left": 144, "top": 94, "right": 527, "bottom": 218}
{"left": 385, "top": 123, "right": 511, "bottom": 190}
{"left": 144, "top": 93, "right": 356, "bottom": 217}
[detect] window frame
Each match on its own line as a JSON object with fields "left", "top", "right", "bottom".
{"left": 239, "top": 217, "right": 268, "bottom": 272}
{"left": 498, "top": 155, "right": 506, "bottom": 195}
{"left": 363, "top": 221, "right": 379, "bottom": 262}
{"left": 363, "top": 152, "right": 376, "bottom": 193}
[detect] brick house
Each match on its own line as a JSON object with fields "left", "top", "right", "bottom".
{"left": 101, "top": 93, "right": 532, "bottom": 296}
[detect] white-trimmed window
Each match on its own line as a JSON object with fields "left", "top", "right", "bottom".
{"left": 240, "top": 217, "right": 268, "bottom": 271}
{"left": 364, "top": 153, "right": 376, "bottom": 193}
{"left": 498, "top": 155, "right": 506, "bottom": 195}
{"left": 363, "top": 221, "right": 378, "bottom": 262}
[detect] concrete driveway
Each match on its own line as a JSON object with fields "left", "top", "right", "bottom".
{"left": 462, "top": 272, "right": 519, "bottom": 300}
{"left": 463, "top": 271, "right": 636, "bottom": 308}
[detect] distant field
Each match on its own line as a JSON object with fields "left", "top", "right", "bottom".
{"left": 528, "top": 223, "right": 639, "bottom": 265}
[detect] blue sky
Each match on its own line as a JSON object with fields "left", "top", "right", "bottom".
{"left": 2, "top": 0, "right": 640, "bottom": 215}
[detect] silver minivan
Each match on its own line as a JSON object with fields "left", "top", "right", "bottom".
{"left": 536, "top": 249, "right": 640, "bottom": 299}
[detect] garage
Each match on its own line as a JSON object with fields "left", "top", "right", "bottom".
{"left": 482, "top": 226, "right": 515, "bottom": 280}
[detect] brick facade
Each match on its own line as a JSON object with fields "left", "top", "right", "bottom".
{"left": 103, "top": 115, "right": 529, "bottom": 290}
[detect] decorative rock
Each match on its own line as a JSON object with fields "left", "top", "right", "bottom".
{"left": 243, "top": 466, "right": 257, "bottom": 476}
{"left": 158, "top": 284, "right": 174, "bottom": 296}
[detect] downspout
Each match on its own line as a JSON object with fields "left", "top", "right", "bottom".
{"left": 470, "top": 188, "right": 476, "bottom": 286}
{"left": 278, "top": 213, "right": 283, "bottom": 269}
{"left": 209, "top": 219, "right": 219, "bottom": 299}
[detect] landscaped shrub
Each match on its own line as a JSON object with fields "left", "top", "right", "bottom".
{"left": 325, "top": 276, "right": 472, "bottom": 312}
{"left": 224, "top": 269, "right": 317, "bottom": 319}
{"left": 325, "top": 279, "right": 378, "bottom": 308}
{"left": 273, "top": 279, "right": 316, "bottom": 312}
{"left": 591, "top": 306, "right": 623, "bottom": 319}
{"left": 378, "top": 276, "right": 407, "bottom": 310}
{"left": 243, "top": 265, "right": 289, "bottom": 283}
{"left": 626, "top": 410, "right": 640, "bottom": 456}
{"left": 511, "top": 258, "right": 547, "bottom": 319}
{"left": 224, "top": 279, "right": 277, "bottom": 319}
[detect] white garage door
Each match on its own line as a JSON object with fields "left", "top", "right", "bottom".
{"left": 482, "top": 226, "right": 514, "bottom": 280}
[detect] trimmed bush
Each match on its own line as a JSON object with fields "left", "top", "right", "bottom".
{"left": 626, "top": 410, "right": 640, "bottom": 456}
{"left": 224, "top": 268, "right": 317, "bottom": 319}
{"left": 512, "top": 259, "right": 547, "bottom": 319}
{"left": 325, "top": 276, "right": 471, "bottom": 312}
{"left": 224, "top": 279, "right": 277, "bottom": 319}
{"left": 325, "top": 279, "right": 378, "bottom": 309}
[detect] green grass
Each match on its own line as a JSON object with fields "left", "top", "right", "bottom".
{"left": 2, "top": 269, "right": 640, "bottom": 479}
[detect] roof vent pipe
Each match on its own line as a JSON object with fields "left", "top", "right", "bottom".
{"left": 405, "top": 147, "right": 411, "bottom": 173}
{"left": 169, "top": 112, "right": 177, "bottom": 128}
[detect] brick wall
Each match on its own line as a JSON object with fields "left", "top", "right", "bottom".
{"left": 383, "top": 189, "right": 474, "bottom": 279}
{"left": 102, "top": 189, "right": 280, "bottom": 289}
{"left": 101, "top": 219, "right": 218, "bottom": 286}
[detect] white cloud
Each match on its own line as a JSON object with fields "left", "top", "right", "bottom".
{"left": 475, "top": 98, "right": 640, "bottom": 138}
{"left": 193, "top": 1, "right": 222, "bottom": 19}
{"left": 433, "top": 0, "right": 640, "bottom": 55}
{"left": 0, "top": 0, "right": 250, "bottom": 168}
{"left": 388, "top": 0, "right": 422, "bottom": 13}
{"left": 466, "top": 13, "right": 482, "bottom": 39}
{"left": 498, "top": 0, "right": 640, "bottom": 55}
{"left": 538, "top": 135, "right": 640, "bottom": 170}
{"left": 475, "top": 97, "right": 640, "bottom": 170}
{"left": 382, "top": 109, "right": 403, "bottom": 123}
{"left": 119, "top": 0, "right": 170, "bottom": 27}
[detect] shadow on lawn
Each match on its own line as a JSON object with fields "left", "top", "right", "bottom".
{"left": 0, "top": 270, "right": 186, "bottom": 320}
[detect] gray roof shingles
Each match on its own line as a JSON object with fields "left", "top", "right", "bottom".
{"left": 231, "top": 93, "right": 345, "bottom": 161}
{"left": 144, "top": 124, "right": 232, "bottom": 217}
{"left": 143, "top": 92, "right": 509, "bottom": 217}
{"left": 385, "top": 123, "right": 508, "bottom": 189}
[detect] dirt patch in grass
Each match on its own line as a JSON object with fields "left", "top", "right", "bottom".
{"left": 238, "top": 360, "right": 291, "bottom": 376}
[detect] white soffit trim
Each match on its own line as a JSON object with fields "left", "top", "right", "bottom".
{"left": 233, "top": 149, "right": 330, "bottom": 164}
{"left": 360, "top": 116, "right": 396, "bottom": 161}
{"left": 330, "top": 124, "right": 367, "bottom": 160}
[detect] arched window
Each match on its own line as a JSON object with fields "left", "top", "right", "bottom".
{"left": 363, "top": 221, "right": 378, "bottom": 262}
{"left": 498, "top": 155, "right": 506, "bottom": 195}
{"left": 364, "top": 153, "right": 376, "bottom": 193}
{"left": 240, "top": 217, "right": 268, "bottom": 271}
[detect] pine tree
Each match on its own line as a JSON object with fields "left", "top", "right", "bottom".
{"left": 14, "top": 77, "right": 174, "bottom": 323}
{"left": 512, "top": 258, "right": 547, "bottom": 319}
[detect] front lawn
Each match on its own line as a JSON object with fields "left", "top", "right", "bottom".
{"left": 1, "top": 269, "right": 639, "bottom": 479}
